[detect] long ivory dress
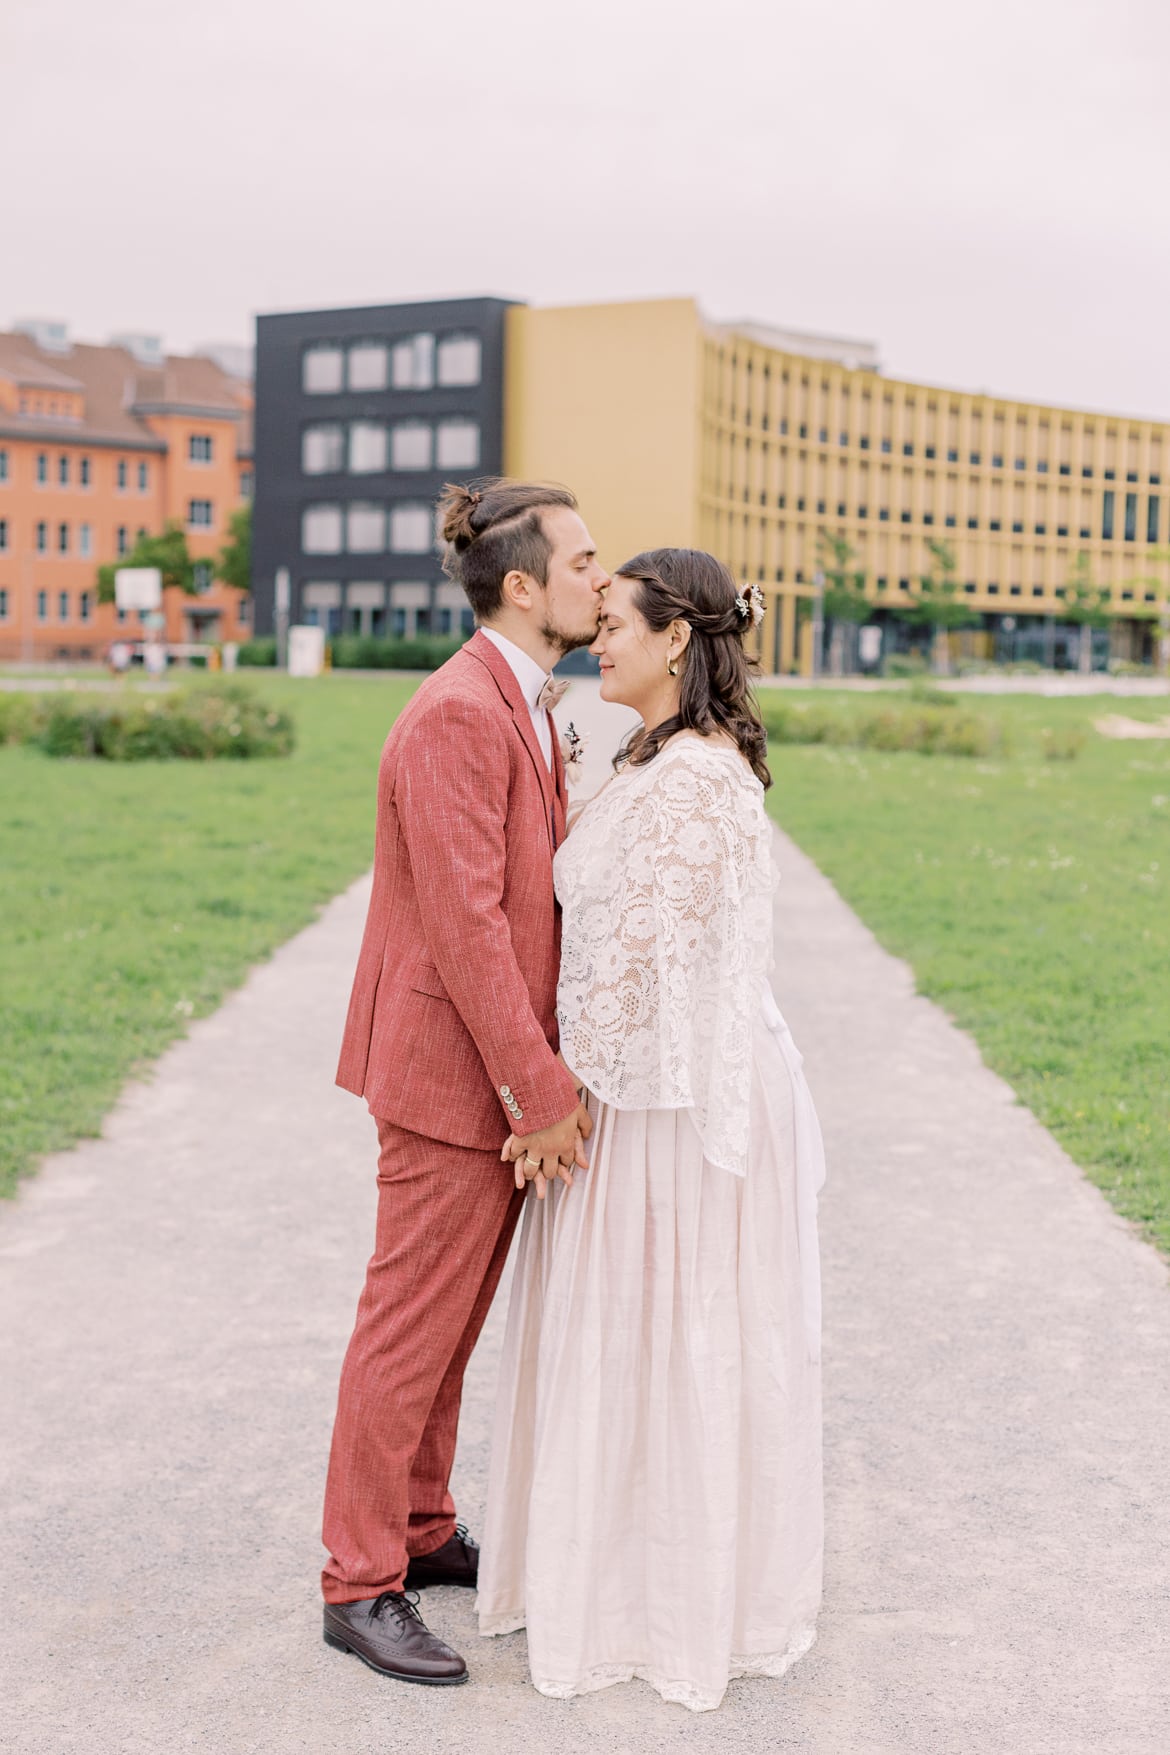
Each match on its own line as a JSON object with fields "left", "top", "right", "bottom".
{"left": 477, "top": 735, "right": 826, "bottom": 1713}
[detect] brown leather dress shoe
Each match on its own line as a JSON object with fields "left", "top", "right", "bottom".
{"left": 403, "top": 1524, "right": 479, "bottom": 1590}
{"left": 323, "top": 1591, "right": 468, "bottom": 1685}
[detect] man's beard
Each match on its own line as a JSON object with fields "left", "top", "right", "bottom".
{"left": 540, "top": 610, "right": 600, "bottom": 658}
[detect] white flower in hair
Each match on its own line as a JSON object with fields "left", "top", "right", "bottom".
{"left": 734, "top": 582, "right": 767, "bottom": 628}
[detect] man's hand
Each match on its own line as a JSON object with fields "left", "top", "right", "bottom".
{"left": 501, "top": 1102, "right": 592, "bottom": 1200}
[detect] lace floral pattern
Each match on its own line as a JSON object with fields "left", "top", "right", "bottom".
{"left": 554, "top": 739, "right": 776, "bottom": 1178}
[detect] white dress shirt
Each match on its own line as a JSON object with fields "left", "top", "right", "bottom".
{"left": 480, "top": 627, "right": 554, "bottom": 769}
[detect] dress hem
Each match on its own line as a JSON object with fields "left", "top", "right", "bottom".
{"left": 477, "top": 1616, "right": 819, "bottom": 1713}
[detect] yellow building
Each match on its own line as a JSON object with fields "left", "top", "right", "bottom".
{"left": 504, "top": 298, "right": 1170, "bottom": 673}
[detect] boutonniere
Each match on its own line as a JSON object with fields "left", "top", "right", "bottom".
{"left": 560, "top": 720, "right": 589, "bottom": 784}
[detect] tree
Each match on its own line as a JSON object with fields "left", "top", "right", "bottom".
{"left": 815, "top": 530, "right": 871, "bottom": 676}
{"left": 96, "top": 520, "right": 196, "bottom": 604}
{"left": 895, "top": 538, "right": 976, "bottom": 675}
{"left": 1059, "top": 552, "right": 1113, "bottom": 675}
{"left": 217, "top": 504, "right": 251, "bottom": 593}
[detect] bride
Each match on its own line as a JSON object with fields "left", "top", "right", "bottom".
{"left": 477, "top": 547, "right": 826, "bottom": 1713}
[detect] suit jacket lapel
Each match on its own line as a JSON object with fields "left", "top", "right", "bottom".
{"left": 550, "top": 715, "right": 568, "bottom": 848}
{"left": 466, "top": 631, "right": 557, "bottom": 850}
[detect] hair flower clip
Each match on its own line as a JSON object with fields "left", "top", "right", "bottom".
{"left": 734, "top": 582, "right": 767, "bottom": 629}
{"left": 560, "top": 721, "right": 589, "bottom": 785}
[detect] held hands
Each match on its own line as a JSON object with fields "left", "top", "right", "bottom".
{"left": 501, "top": 1100, "right": 592, "bottom": 1202}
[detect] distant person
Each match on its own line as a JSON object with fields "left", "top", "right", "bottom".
{"left": 321, "top": 478, "right": 608, "bottom": 1685}
{"left": 478, "top": 550, "right": 826, "bottom": 1711}
{"left": 107, "top": 640, "right": 131, "bottom": 676}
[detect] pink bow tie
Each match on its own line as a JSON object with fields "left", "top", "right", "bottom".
{"left": 536, "top": 676, "right": 570, "bottom": 712}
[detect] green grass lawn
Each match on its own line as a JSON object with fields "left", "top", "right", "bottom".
{"left": 6, "top": 671, "right": 1170, "bottom": 1256}
{"left": 0, "top": 674, "right": 418, "bottom": 1196}
{"left": 761, "top": 691, "right": 1170, "bottom": 1252}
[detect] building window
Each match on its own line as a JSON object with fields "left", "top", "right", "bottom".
{"left": 302, "top": 425, "right": 345, "bottom": 474}
{"left": 437, "top": 334, "right": 482, "bottom": 387}
{"left": 0, "top": 588, "right": 7, "bottom": 618}
{"left": 392, "top": 605, "right": 407, "bottom": 637}
{"left": 116, "top": 526, "right": 129, "bottom": 554}
{"left": 79, "top": 456, "right": 90, "bottom": 487}
{"left": 58, "top": 455, "right": 70, "bottom": 486}
{"left": 79, "top": 591, "right": 91, "bottom": 621}
{"left": 1124, "top": 493, "right": 1137, "bottom": 542}
{"left": 302, "top": 504, "right": 343, "bottom": 553}
{"left": 390, "top": 422, "right": 433, "bottom": 471}
{"left": 437, "top": 606, "right": 453, "bottom": 635}
{"left": 37, "top": 589, "right": 48, "bottom": 620}
{"left": 346, "top": 503, "right": 386, "bottom": 552}
{"left": 58, "top": 590, "right": 69, "bottom": 622}
{"left": 348, "top": 343, "right": 389, "bottom": 391}
{"left": 1037, "top": 460, "right": 1049, "bottom": 474}
{"left": 192, "top": 562, "right": 213, "bottom": 594}
{"left": 303, "top": 344, "right": 345, "bottom": 394}
{"left": 0, "top": 448, "right": 7, "bottom": 481}
{"left": 189, "top": 435, "right": 213, "bottom": 463}
{"left": 460, "top": 607, "right": 475, "bottom": 635}
{"left": 436, "top": 419, "right": 480, "bottom": 470}
{"left": 1014, "top": 458, "right": 1026, "bottom": 471}
{"left": 187, "top": 499, "right": 213, "bottom": 527}
{"left": 392, "top": 334, "right": 435, "bottom": 390}
{"left": 0, "top": 518, "right": 7, "bottom": 551}
{"left": 389, "top": 503, "right": 433, "bottom": 553}
{"left": 37, "top": 453, "right": 48, "bottom": 484}
{"left": 36, "top": 520, "right": 48, "bottom": 551}
{"left": 58, "top": 522, "right": 69, "bottom": 553}
{"left": 350, "top": 422, "right": 390, "bottom": 474}
{"left": 239, "top": 469, "right": 254, "bottom": 499}
{"left": 1148, "top": 496, "right": 1161, "bottom": 544}
{"left": 138, "top": 460, "right": 149, "bottom": 490}
{"left": 1102, "top": 491, "right": 1114, "bottom": 541}
{"left": 117, "top": 459, "right": 128, "bottom": 490}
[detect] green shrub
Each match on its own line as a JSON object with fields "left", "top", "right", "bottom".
{"left": 328, "top": 634, "right": 463, "bottom": 671}
{"left": 25, "top": 683, "right": 295, "bottom": 761}
{"left": 0, "top": 693, "right": 45, "bottom": 746}
{"left": 236, "top": 638, "right": 277, "bottom": 667}
{"left": 883, "top": 652, "right": 930, "bottom": 678}
{"left": 761, "top": 699, "right": 1004, "bottom": 759}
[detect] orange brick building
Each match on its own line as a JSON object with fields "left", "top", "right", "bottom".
{"left": 0, "top": 322, "right": 253, "bottom": 662}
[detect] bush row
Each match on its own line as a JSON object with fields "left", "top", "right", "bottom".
{"left": 760, "top": 700, "right": 1005, "bottom": 758}
{"left": 0, "top": 684, "right": 295, "bottom": 761}
{"left": 235, "top": 635, "right": 463, "bottom": 671}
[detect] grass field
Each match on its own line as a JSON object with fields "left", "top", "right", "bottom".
{"left": 4, "top": 672, "right": 1169, "bottom": 1256}
{"left": 761, "top": 691, "right": 1170, "bottom": 1252}
{"left": 0, "top": 674, "right": 417, "bottom": 1196}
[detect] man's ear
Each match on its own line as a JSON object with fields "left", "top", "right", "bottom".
{"left": 501, "top": 568, "right": 535, "bottom": 611}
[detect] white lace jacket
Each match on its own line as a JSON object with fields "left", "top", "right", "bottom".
{"left": 554, "top": 736, "right": 776, "bottom": 1178}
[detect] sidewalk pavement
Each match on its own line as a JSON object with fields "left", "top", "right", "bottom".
{"left": 3, "top": 682, "right": 1168, "bottom": 1755}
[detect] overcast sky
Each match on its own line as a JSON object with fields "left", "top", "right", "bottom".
{"left": 3, "top": 0, "right": 1168, "bottom": 418}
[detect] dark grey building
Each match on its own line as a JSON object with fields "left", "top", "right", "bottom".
{"left": 251, "top": 297, "right": 514, "bottom": 640}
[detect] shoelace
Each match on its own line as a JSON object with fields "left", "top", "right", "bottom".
{"left": 367, "top": 1589, "right": 424, "bottom": 1638}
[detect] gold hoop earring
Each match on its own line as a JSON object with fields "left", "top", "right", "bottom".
{"left": 667, "top": 655, "right": 679, "bottom": 677}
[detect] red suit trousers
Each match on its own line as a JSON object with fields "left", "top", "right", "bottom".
{"left": 321, "top": 1117, "right": 523, "bottom": 1604}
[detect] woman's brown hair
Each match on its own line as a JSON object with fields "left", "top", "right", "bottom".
{"left": 613, "top": 548, "right": 772, "bottom": 789}
{"left": 437, "top": 477, "right": 577, "bottom": 622}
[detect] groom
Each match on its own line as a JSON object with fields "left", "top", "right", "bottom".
{"left": 322, "top": 477, "right": 609, "bottom": 1685}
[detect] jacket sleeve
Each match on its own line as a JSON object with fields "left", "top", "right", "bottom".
{"left": 394, "top": 695, "right": 579, "bottom": 1136}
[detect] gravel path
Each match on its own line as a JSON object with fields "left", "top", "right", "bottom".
{"left": 3, "top": 682, "right": 1168, "bottom": 1754}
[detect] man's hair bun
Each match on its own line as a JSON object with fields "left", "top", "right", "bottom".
{"left": 437, "top": 483, "right": 484, "bottom": 551}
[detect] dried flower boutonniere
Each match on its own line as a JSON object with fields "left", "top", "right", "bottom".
{"left": 560, "top": 720, "right": 589, "bottom": 784}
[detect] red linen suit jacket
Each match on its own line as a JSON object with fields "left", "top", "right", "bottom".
{"left": 336, "top": 630, "right": 580, "bottom": 1148}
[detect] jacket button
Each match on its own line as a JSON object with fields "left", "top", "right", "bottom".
{"left": 500, "top": 1085, "right": 512, "bottom": 1098}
